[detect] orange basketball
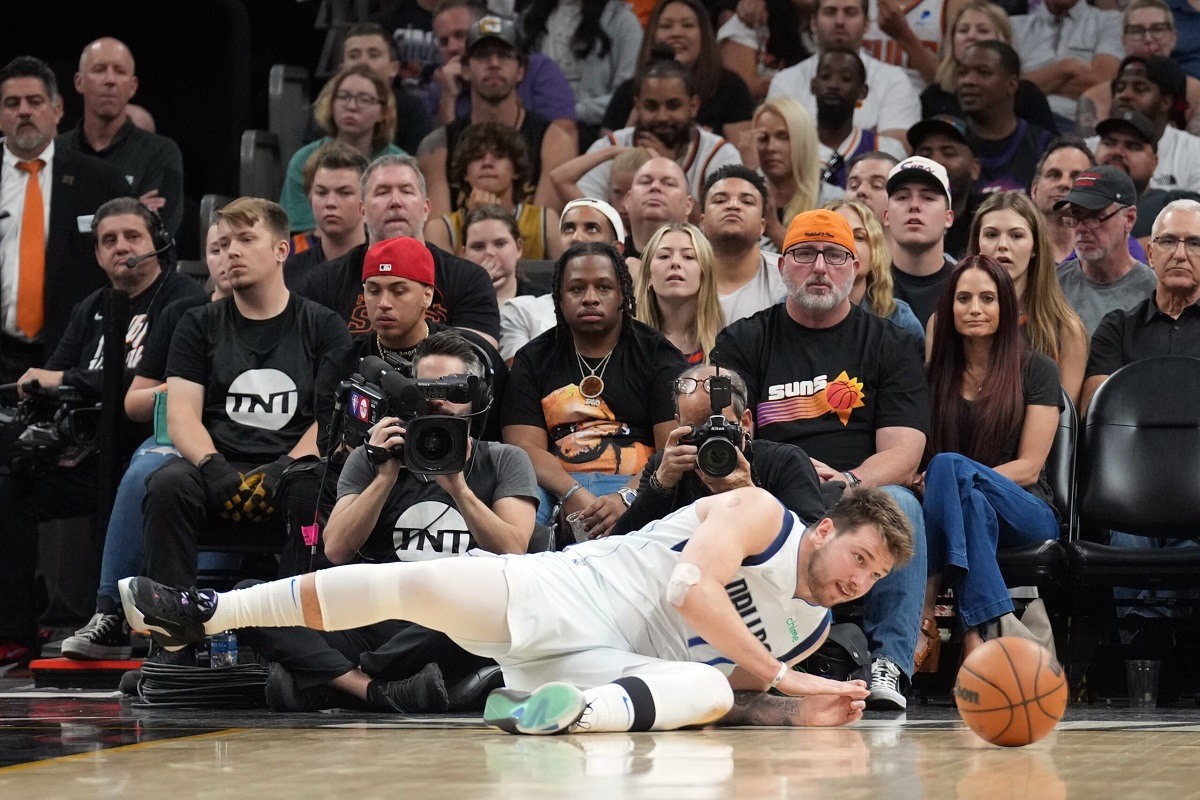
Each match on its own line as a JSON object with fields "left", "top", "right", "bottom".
{"left": 826, "top": 380, "right": 859, "bottom": 411}
{"left": 954, "top": 637, "right": 1068, "bottom": 747}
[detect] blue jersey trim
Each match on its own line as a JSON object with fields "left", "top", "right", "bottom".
{"left": 742, "top": 505, "right": 795, "bottom": 566}
{"left": 776, "top": 610, "right": 832, "bottom": 663}
{"left": 706, "top": 657, "right": 734, "bottom": 666}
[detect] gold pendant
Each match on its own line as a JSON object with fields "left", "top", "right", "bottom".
{"left": 580, "top": 375, "right": 604, "bottom": 399}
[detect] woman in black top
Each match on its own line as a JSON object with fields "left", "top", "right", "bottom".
{"left": 917, "top": 255, "right": 1062, "bottom": 660}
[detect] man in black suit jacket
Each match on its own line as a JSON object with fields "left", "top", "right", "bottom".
{"left": 0, "top": 56, "right": 130, "bottom": 382}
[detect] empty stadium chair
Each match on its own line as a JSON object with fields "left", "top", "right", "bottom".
{"left": 239, "top": 130, "right": 283, "bottom": 200}
{"left": 1067, "top": 356, "right": 1200, "bottom": 681}
{"left": 269, "top": 64, "right": 311, "bottom": 166}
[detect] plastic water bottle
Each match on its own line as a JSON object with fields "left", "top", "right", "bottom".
{"left": 209, "top": 631, "right": 238, "bottom": 667}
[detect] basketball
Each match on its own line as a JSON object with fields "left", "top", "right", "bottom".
{"left": 954, "top": 637, "right": 1068, "bottom": 747}
{"left": 826, "top": 380, "right": 859, "bottom": 411}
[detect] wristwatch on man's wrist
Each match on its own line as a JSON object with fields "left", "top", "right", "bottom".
{"left": 617, "top": 487, "right": 638, "bottom": 507}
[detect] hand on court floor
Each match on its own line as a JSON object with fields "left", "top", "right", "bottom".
{"left": 796, "top": 694, "right": 867, "bottom": 727}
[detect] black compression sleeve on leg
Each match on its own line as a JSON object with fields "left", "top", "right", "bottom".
{"left": 612, "top": 676, "right": 656, "bottom": 732}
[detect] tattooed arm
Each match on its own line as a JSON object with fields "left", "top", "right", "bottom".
{"left": 718, "top": 690, "right": 867, "bottom": 727}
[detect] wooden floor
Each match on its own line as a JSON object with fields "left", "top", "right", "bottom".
{"left": 2, "top": 689, "right": 1200, "bottom": 799}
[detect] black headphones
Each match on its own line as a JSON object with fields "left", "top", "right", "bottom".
{"left": 461, "top": 336, "right": 495, "bottom": 419}
{"left": 143, "top": 203, "right": 173, "bottom": 254}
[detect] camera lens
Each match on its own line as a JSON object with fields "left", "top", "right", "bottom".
{"left": 416, "top": 425, "right": 453, "bottom": 462}
{"left": 697, "top": 438, "right": 738, "bottom": 478}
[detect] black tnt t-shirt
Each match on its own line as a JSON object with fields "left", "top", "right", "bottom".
{"left": 712, "top": 304, "right": 929, "bottom": 470}
{"left": 502, "top": 320, "right": 688, "bottom": 477}
{"left": 298, "top": 241, "right": 500, "bottom": 339}
{"left": 891, "top": 256, "right": 955, "bottom": 328}
{"left": 166, "top": 294, "right": 353, "bottom": 462}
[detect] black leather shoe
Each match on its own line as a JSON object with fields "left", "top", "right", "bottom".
{"left": 448, "top": 665, "right": 505, "bottom": 711}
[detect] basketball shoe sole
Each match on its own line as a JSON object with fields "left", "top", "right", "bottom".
{"left": 483, "top": 682, "right": 587, "bottom": 735}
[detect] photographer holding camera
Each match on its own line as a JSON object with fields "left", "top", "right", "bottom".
{"left": 611, "top": 365, "right": 825, "bottom": 537}
{"left": 236, "top": 328, "right": 539, "bottom": 714}
{"left": 0, "top": 197, "right": 205, "bottom": 664}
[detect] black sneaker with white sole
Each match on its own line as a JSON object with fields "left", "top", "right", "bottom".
{"left": 866, "top": 657, "right": 907, "bottom": 711}
{"left": 61, "top": 612, "right": 132, "bottom": 660}
{"left": 118, "top": 577, "right": 216, "bottom": 650}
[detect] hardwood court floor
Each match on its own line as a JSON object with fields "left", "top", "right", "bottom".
{"left": 2, "top": 689, "right": 1200, "bottom": 799}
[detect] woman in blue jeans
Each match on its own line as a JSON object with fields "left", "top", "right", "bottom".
{"left": 917, "top": 256, "right": 1061, "bottom": 658}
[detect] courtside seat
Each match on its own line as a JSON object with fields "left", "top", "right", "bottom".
{"left": 239, "top": 130, "right": 283, "bottom": 201}
{"left": 269, "top": 64, "right": 311, "bottom": 166}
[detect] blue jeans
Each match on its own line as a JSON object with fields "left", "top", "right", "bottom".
{"left": 862, "top": 485, "right": 927, "bottom": 676}
{"left": 1108, "top": 532, "right": 1200, "bottom": 620}
{"left": 923, "top": 453, "right": 1059, "bottom": 628}
{"left": 96, "top": 437, "right": 179, "bottom": 607}
{"left": 535, "top": 471, "right": 634, "bottom": 526}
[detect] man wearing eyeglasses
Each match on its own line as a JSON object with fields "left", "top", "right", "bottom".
{"left": 712, "top": 208, "right": 929, "bottom": 711}
{"left": 1055, "top": 165, "right": 1157, "bottom": 337}
{"left": 610, "top": 364, "right": 825, "bottom": 537}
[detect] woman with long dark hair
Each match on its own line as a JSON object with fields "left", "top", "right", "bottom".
{"left": 917, "top": 255, "right": 1062, "bottom": 661}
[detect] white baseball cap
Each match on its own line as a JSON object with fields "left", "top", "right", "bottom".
{"left": 886, "top": 156, "right": 952, "bottom": 201}
{"left": 561, "top": 197, "right": 626, "bottom": 243}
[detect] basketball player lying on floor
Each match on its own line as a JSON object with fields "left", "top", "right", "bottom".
{"left": 120, "top": 486, "right": 913, "bottom": 734}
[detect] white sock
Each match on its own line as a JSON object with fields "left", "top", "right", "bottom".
{"left": 572, "top": 684, "right": 636, "bottom": 733}
{"left": 204, "top": 577, "right": 306, "bottom": 634}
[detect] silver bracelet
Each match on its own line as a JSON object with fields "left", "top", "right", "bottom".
{"left": 768, "top": 661, "right": 788, "bottom": 690}
{"left": 560, "top": 482, "right": 583, "bottom": 504}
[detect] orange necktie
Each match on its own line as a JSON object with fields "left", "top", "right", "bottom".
{"left": 16, "top": 159, "right": 45, "bottom": 339}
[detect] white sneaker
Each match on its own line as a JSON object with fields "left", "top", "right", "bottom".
{"left": 866, "top": 658, "right": 906, "bottom": 710}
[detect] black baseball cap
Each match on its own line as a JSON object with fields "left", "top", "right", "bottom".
{"left": 1095, "top": 109, "right": 1159, "bottom": 153}
{"left": 467, "top": 15, "right": 521, "bottom": 52}
{"left": 1053, "top": 165, "right": 1138, "bottom": 211}
{"left": 907, "top": 115, "right": 971, "bottom": 151}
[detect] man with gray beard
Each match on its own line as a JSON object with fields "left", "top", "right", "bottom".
{"left": 711, "top": 209, "right": 930, "bottom": 712}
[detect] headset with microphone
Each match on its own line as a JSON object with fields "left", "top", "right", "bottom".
{"left": 122, "top": 203, "right": 174, "bottom": 269}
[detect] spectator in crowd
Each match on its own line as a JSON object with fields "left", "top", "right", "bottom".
{"left": 845, "top": 150, "right": 899, "bottom": 226}
{"left": 575, "top": 59, "right": 743, "bottom": 207}
{"left": 718, "top": 0, "right": 814, "bottom": 101}
{"left": 58, "top": 38, "right": 185, "bottom": 235}
{"left": 460, "top": 205, "right": 532, "bottom": 309}
{"left": 635, "top": 222, "right": 726, "bottom": 363}
{"left": 1095, "top": 110, "right": 1200, "bottom": 252}
{"left": 518, "top": 0, "right": 644, "bottom": 135}
{"left": 768, "top": 0, "right": 920, "bottom": 156}
{"left": 908, "top": 115, "right": 982, "bottom": 260}
{"left": 811, "top": 48, "right": 907, "bottom": 192}
{"left": 885, "top": 156, "right": 956, "bottom": 327}
{"left": 1077, "top": 0, "right": 1200, "bottom": 138}
{"left": 699, "top": 165, "right": 786, "bottom": 323}
{"left": 0, "top": 198, "right": 207, "bottom": 664}
{"left": 499, "top": 198, "right": 625, "bottom": 361}
{"left": 1030, "top": 137, "right": 1099, "bottom": 264}
{"left": 424, "top": 0, "right": 575, "bottom": 128}
{"left": 1088, "top": 55, "right": 1200, "bottom": 195}
{"left": 917, "top": 255, "right": 1062, "bottom": 661}
{"left": 862, "top": 0, "right": 958, "bottom": 89}
{"left": 750, "top": 97, "right": 844, "bottom": 251}
{"left": 426, "top": 122, "right": 561, "bottom": 258}
{"left": 622, "top": 156, "right": 698, "bottom": 265}
{"left": 1011, "top": 0, "right": 1122, "bottom": 130}
{"left": 965, "top": 191, "right": 1089, "bottom": 404}
{"left": 602, "top": 0, "right": 756, "bottom": 143}
{"left": 0, "top": 56, "right": 129, "bottom": 381}
{"left": 956, "top": 41, "right": 1054, "bottom": 195}
{"left": 610, "top": 363, "right": 826, "bottom": 535}
{"left": 299, "top": 155, "right": 501, "bottom": 345}
{"left": 418, "top": 16, "right": 577, "bottom": 217}
{"left": 825, "top": 197, "right": 925, "bottom": 344}
{"left": 711, "top": 208, "right": 931, "bottom": 711}
{"left": 370, "top": 0, "right": 441, "bottom": 83}
{"left": 549, "top": 143, "right": 653, "bottom": 223}
{"left": 282, "top": 65, "right": 404, "bottom": 233}
{"left": 138, "top": 199, "right": 352, "bottom": 647}
{"left": 303, "top": 22, "right": 433, "bottom": 157}
{"left": 61, "top": 217, "right": 228, "bottom": 661}
{"left": 1054, "top": 166, "right": 1157, "bottom": 336}
{"left": 502, "top": 242, "right": 688, "bottom": 536}
{"left": 283, "top": 143, "right": 369, "bottom": 289}
{"left": 921, "top": 1, "right": 1058, "bottom": 133}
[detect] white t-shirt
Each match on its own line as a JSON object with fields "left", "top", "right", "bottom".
{"left": 862, "top": 0, "right": 944, "bottom": 92}
{"left": 720, "top": 252, "right": 787, "bottom": 324}
{"left": 576, "top": 127, "right": 744, "bottom": 203}
{"left": 1089, "top": 126, "right": 1200, "bottom": 194}
{"left": 499, "top": 294, "right": 557, "bottom": 361}
{"left": 768, "top": 51, "right": 920, "bottom": 137}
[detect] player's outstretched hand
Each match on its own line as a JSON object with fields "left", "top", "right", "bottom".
{"left": 796, "top": 694, "right": 866, "bottom": 727}
{"left": 778, "top": 671, "right": 870, "bottom": 700}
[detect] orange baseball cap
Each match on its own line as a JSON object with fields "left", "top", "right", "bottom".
{"left": 782, "top": 209, "right": 857, "bottom": 257}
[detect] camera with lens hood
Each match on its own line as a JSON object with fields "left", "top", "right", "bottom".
{"left": 679, "top": 374, "right": 745, "bottom": 478}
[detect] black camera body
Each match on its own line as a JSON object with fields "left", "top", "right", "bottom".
{"left": 679, "top": 373, "right": 745, "bottom": 478}
{"left": 0, "top": 385, "right": 101, "bottom": 474}
{"left": 339, "top": 356, "right": 474, "bottom": 476}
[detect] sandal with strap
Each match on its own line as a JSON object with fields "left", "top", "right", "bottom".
{"left": 914, "top": 616, "right": 942, "bottom": 673}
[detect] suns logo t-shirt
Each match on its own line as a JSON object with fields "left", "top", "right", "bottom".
{"left": 712, "top": 304, "right": 929, "bottom": 471}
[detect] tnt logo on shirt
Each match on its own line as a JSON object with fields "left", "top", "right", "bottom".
{"left": 393, "top": 501, "right": 473, "bottom": 560}
{"left": 758, "top": 370, "right": 866, "bottom": 427}
{"left": 225, "top": 369, "right": 299, "bottom": 430}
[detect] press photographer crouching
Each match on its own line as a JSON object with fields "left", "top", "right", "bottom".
{"left": 610, "top": 364, "right": 826, "bottom": 536}
{"left": 0, "top": 198, "right": 206, "bottom": 664}
{"left": 235, "top": 329, "right": 539, "bottom": 713}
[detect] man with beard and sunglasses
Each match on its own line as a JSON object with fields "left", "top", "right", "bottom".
{"left": 712, "top": 209, "right": 930, "bottom": 712}
{"left": 576, "top": 58, "right": 741, "bottom": 207}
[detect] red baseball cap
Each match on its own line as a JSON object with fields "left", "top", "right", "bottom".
{"left": 362, "top": 237, "right": 435, "bottom": 286}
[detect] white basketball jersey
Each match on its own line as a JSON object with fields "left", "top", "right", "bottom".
{"left": 862, "top": 0, "right": 946, "bottom": 91}
{"left": 566, "top": 503, "right": 832, "bottom": 674}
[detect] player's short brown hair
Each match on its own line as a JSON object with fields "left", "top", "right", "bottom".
{"left": 826, "top": 487, "right": 915, "bottom": 566}
{"left": 215, "top": 197, "right": 290, "bottom": 242}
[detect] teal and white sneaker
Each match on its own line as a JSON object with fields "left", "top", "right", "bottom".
{"left": 483, "top": 682, "right": 588, "bottom": 735}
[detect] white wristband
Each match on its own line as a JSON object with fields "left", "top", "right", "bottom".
{"left": 768, "top": 661, "right": 788, "bottom": 690}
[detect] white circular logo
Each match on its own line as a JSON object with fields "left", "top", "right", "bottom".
{"left": 392, "top": 500, "right": 472, "bottom": 561}
{"left": 225, "top": 369, "right": 299, "bottom": 431}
